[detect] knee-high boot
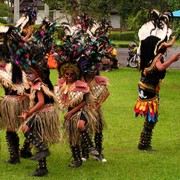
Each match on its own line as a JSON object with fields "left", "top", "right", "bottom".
{"left": 20, "top": 138, "right": 33, "bottom": 158}
{"left": 6, "top": 131, "right": 20, "bottom": 164}
{"left": 30, "top": 158, "right": 49, "bottom": 176}
{"left": 69, "top": 145, "right": 82, "bottom": 168}
{"left": 138, "top": 120, "right": 156, "bottom": 151}
{"left": 81, "top": 139, "right": 89, "bottom": 161}
{"left": 94, "top": 132, "right": 103, "bottom": 154}
{"left": 80, "top": 129, "right": 99, "bottom": 156}
{"left": 94, "top": 132, "right": 107, "bottom": 162}
{"left": 24, "top": 131, "right": 50, "bottom": 161}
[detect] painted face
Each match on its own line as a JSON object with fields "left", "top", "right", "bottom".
{"left": 26, "top": 68, "right": 38, "bottom": 82}
{"left": 64, "top": 69, "right": 76, "bottom": 83}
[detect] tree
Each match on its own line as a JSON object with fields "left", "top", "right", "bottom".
{"left": 43, "top": 0, "right": 116, "bottom": 22}
{"left": 0, "top": 2, "right": 12, "bottom": 17}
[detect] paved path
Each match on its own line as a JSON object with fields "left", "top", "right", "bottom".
{"left": 116, "top": 46, "right": 180, "bottom": 69}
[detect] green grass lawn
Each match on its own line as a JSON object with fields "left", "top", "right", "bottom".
{"left": 0, "top": 68, "right": 180, "bottom": 180}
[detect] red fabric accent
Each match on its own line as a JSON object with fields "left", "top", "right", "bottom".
{"left": 73, "top": 80, "right": 89, "bottom": 93}
{"left": 95, "top": 76, "right": 110, "bottom": 85}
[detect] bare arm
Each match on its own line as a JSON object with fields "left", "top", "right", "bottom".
{"left": 96, "top": 89, "right": 110, "bottom": 109}
{"left": 163, "top": 36, "right": 176, "bottom": 48}
{"left": 22, "top": 26, "right": 34, "bottom": 42}
{"left": 155, "top": 53, "right": 180, "bottom": 71}
{"left": 64, "top": 101, "right": 86, "bottom": 120}
{"left": 19, "top": 90, "right": 45, "bottom": 120}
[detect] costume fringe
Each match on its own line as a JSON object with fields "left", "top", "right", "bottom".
{"left": 63, "top": 105, "right": 97, "bottom": 146}
{"left": 96, "top": 108, "right": 106, "bottom": 132}
{"left": 0, "top": 64, "right": 29, "bottom": 94}
{"left": 24, "top": 104, "right": 61, "bottom": 144}
{"left": 134, "top": 97, "right": 159, "bottom": 122}
{"left": 0, "top": 95, "right": 29, "bottom": 131}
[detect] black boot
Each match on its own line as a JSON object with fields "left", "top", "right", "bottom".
{"left": 30, "top": 158, "right": 49, "bottom": 176}
{"left": 81, "top": 140, "right": 89, "bottom": 161}
{"left": 20, "top": 138, "right": 33, "bottom": 158}
{"left": 94, "top": 132, "right": 107, "bottom": 162}
{"left": 6, "top": 131, "right": 20, "bottom": 164}
{"left": 138, "top": 120, "right": 156, "bottom": 151}
{"left": 69, "top": 145, "right": 82, "bottom": 168}
{"left": 80, "top": 130, "right": 99, "bottom": 156}
{"left": 24, "top": 131, "right": 50, "bottom": 161}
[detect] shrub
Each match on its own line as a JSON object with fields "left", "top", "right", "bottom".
{"left": 0, "top": 18, "right": 7, "bottom": 24}
{"left": 109, "top": 31, "right": 136, "bottom": 41}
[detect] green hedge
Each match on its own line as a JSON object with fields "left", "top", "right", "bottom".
{"left": 109, "top": 31, "right": 136, "bottom": 41}
{"left": 0, "top": 18, "right": 7, "bottom": 24}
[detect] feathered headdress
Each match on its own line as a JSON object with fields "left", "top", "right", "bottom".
{"left": 58, "top": 15, "right": 113, "bottom": 76}
{"left": 15, "top": 5, "right": 37, "bottom": 32}
{"left": 138, "top": 9, "right": 173, "bottom": 70}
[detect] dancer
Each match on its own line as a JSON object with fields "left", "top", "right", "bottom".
{"left": 54, "top": 61, "right": 99, "bottom": 168}
{"left": 19, "top": 45, "right": 61, "bottom": 176}
{"left": 134, "top": 9, "right": 180, "bottom": 150}
{"left": 81, "top": 65, "right": 110, "bottom": 162}
{"left": 0, "top": 59, "right": 30, "bottom": 164}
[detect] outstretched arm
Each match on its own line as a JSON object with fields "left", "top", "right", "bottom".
{"left": 155, "top": 53, "right": 180, "bottom": 71}
{"left": 163, "top": 35, "right": 176, "bottom": 48}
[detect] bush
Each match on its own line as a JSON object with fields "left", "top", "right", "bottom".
{"left": 109, "top": 31, "right": 136, "bottom": 41}
{"left": 0, "top": 18, "right": 7, "bottom": 24}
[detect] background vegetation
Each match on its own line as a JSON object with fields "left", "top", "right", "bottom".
{"left": 0, "top": 68, "right": 180, "bottom": 179}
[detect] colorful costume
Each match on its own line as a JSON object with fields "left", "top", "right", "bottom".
{"left": 54, "top": 62, "right": 99, "bottom": 168}
{"left": 134, "top": 9, "right": 174, "bottom": 150}
{"left": 83, "top": 75, "right": 110, "bottom": 162}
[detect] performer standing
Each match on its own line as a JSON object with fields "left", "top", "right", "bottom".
{"left": 0, "top": 59, "right": 30, "bottom": 164}
{"left": 54, "top": 61, "right": 99, "bottom": 168}
{"left": 19, "top": 46, "right": 61, "bottom": 176}
{"left": 82, "top": 65, "right": 110, "bottom": 162}
{"left": 134, "top": 10, "right": 180, "bottom": 150}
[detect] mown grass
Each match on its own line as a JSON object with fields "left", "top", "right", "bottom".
{"left": 0, "top": 68, "right": 180, "bottom": 180}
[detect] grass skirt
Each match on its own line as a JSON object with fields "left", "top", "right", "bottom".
{"left": 0, "top": 95, "right": 29, "bottom": 131}
{"left": 24, "top": 104, "right": 61, "bottom": 144}
{"left": 63, "top": 105, "right": 97, "bottom": 146}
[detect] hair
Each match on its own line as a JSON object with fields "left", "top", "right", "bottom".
{"left": 12, "top": 62, "right": 23, "bottom": 83}
{"left": 140, "top": 36, "right": 161, "bottom": 71}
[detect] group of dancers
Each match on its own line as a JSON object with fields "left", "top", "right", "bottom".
{"left": 0, "top": 5, "right": 110, "bottom": 177}
{"left": 0, "top": 5, "right": 179, "bottom": 177}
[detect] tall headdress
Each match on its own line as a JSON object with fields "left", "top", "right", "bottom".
{"left": 138, "top": 9, "right": 173, "bottom": 70}
{"left": 15, "top": 4, "right": 37, "bottom": 33}
{"left": 58, "top": 15, "right": 113, "bottom": 76}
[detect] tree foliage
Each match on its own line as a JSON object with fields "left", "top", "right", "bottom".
{"left": 0, "top": 2, "right": 12, "bottom": 17}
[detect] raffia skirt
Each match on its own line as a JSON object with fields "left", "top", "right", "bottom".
{"left": 0, "top": 95, "right": 29, "bottom": 132}
{"left": 63, "top": 105, "right": 97, "bottom": 146}
{"left": 23, "top": 104, "right": 61, "bottom": 144}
